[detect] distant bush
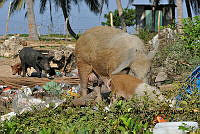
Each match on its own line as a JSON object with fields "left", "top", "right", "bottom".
{"left": 101, "top": 8, "right": 136, "bottom": 28}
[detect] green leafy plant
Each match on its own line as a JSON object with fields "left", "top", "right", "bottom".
{"left": 39, "top": 128, "right": 52, "bottom": 134}
{"left": 138, "top": 28, "right": 157, "bottom": 44}
{"left": 181, "top": 16, "right": 200, "bottom": 56}
{"left": 0, "top": 80, "right": 199, "bottom": 133}
{"left": 153, "top": 16, "right": 200, "bottom": 78}
{"left": 42, "top": 81, "right": 62, "bottom": 95}
{"left": 118, "top": 116, "right": 152, "bottom": 134}
{"left": 101, "top": 8, "right": 136, "bottom": 28}
{"left": 178, "top": 123, "right": 200, "bottom": 134}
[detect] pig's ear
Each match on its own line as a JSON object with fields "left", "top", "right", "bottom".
{"left": 48, "top": 56, "right": 54, "bottom": 61}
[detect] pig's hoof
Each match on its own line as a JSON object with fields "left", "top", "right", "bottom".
{"left": 81, "top": 90, "right": 88, "bottom": 96}
{"left": 95, "top": 96, "right": 102, "bottom": 103}
{"left": 48, "top": 76, "right": 54, "bottom": 80}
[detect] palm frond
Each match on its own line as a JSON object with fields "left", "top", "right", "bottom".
{"left": 10, "top": 0, "right": 24, "bottom": 15}
{"left": 52, "top": 0, "right": 71, "bottom": 14}
{"left": 149, "top": 0, "right": 161, "bottom": 6}
{"left": 0, "top": 0, "right": 7, "bottom": 8}
{"left": 84, "top": 0, "right": 100, "bottom": 14}
{"left": 24, "top": 10, "right": 27, "bottom": 18}
{"left": 127, "top": 0, "right": 134, "bottom": 8}
{"left": 168, "top": 0, "right": 175, "bottom": 4}
{"left": 99, "top": 0, "right": 109, "bottom": 15}
{"left": 71, "top": 0, "right": 80, "bottom": 5}
{"left": 23, "top": 2, "right": 25, "bottom": 9}
{"left": 72, "top": 0, "right": 81, "bottom": 12}
{"left": 66, "top": 0, "right": 72, "bottom": 14}
{"left": 40, "top": 0, "right": 47, "bottom": 14}
{"left": 52, "top": 0, "right": 60, "bottom": 11}
{"left": 49, "top": 0, "right": 53, "bottom": 25}
{"left": 190, "top": 0, "right": 200, "bottom": 15}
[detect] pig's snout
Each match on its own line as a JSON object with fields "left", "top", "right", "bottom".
{"left": 44, "top": 66, "right": 51, "bottom": 71}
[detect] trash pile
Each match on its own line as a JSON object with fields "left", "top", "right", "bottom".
{"left": 0, "top": 36, "right": 26, "bottom": 58}
{"left": 176, "top": 65, "right": 200, "bottom": 101}
{"left": 48, "top": 45, "right": 77, "bottom": 76}
{"left": 0, "top": 81, "right": 80, "bottom": 122}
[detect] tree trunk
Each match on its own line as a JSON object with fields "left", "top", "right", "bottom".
{"left": 152, "top": 6, "right": 156, "bottom": 32}
{"left": 5, "top": 2, "right": 11, "bottom": 36}
{"left": 116, "top": 0, "right": 127, "bottom": 32}
{"left": 26, "top": 0, "right": 39, "bottom": 40}
{"left": 60, "top": 3, "right": 78, "bottom": 40}
{"left": 176, "top": 0, "right": 183, "bottom": 31}
{"left": 185, "top": 0, "right": 192, "bottom": 18}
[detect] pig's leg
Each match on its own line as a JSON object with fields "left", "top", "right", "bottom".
{"left": 108, "top": 93, "right": 118, "bottom": 107}
{"left": 18, "top": 70, "right": 21, "bottom": 75}
{"left": 94, "top": 86, "right": 102, "bottom": 102}
{"left": 77, "top": 59, "right": 92, "bottom": 96}
{"left": 21, "top": 62, "right": 27, "bottom": 77}
{"left": 34, "top": 66, "right": 42, "bottom": 78}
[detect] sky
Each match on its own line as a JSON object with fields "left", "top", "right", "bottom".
{"left": 0, "top": 0, "right": 192, "bottom": 35}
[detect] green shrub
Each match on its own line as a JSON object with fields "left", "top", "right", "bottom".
{"left": 181, "top": 16, "right": 200, "bottom": 56}
{"left": 153, "top": 16, "right": 200, "bottom": 77}
{"left": 101, "top": 8, "right": 136, "bottom": 28}
{"left": 138, "top": 29, "right": 157, "bottom": 44}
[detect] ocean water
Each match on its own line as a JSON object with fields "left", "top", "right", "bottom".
{"left": 0, "top": 0, "right": 189, "bottom": 35}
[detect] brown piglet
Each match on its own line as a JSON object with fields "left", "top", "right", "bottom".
{"left": 11, "top": 63, "right": 22, "bottom": 75}
{"left": 108, "top": 74, "right": 166, "bottom": 101}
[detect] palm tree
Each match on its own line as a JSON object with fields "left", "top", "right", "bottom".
{"left": 0, "top": 0, "right": 39, "bottom": 40}
{"left": 151, "top": 0, "right": 160, "bottom": 32}
{"left": 189, "top": 0, "right": 200, "bottom": 17}
{"left": 26, "top": 0, "right": 39, "bottom": 40}
{"left": 40, "top": 0, "right": 109, "bottom": 39}
{"left": 176, "top": 0, "right": 183, "bottom": 30}
{"left": 0, "top": 0, "right": 109, "bottom": 40}
{"left": 0, "top": 0, "right": 5, "bottom": 7}
{"left": 115, "top": 0, "right": 138, "bottom": 32}
{"left": 116, "top": 0, "right": 127, "bottom": 31}
{"left": 185, "top": 0, "right": 192, "bottom": 18}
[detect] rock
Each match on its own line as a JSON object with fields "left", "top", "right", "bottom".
{"left": 0, "top": 36, "right": 26, "bottom": 58}
{"left": 155, "top": 71, "right": 168, "bottom": 83}
{"left": 158, "top": 84, "right": 176, "bottom": 91}
{"left": 49, "top": 45, "right": 75, "bottom": 61}
{"left": 0, "top": 112, "right": 16, "bottom": 122}
{"left": 71, "top": 90, "right": 97, "bottom": 106}
{"left": 148, "top": 28, "right": 177, "bottom": 52}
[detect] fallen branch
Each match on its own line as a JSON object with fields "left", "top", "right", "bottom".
{"left": 0, "top": 77, "right": 80, "bottom": 89}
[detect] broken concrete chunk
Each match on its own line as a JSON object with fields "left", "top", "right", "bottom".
{"left": 155, "top": 71, "right": 168, "bottom": 82}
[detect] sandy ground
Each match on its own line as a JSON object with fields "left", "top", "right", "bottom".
{"left": 0, "top": 58, "right": 17, "bottom": 77}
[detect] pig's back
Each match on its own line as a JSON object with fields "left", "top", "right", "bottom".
{"left": 76, "top": 26, "right": 145, "bottom": 77}
{"left": 19, "top": 47, "right": 40, "bottom": 65}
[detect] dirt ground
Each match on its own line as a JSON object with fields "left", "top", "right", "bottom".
{"left": 0, "top": 57, "right": 16, "bottom": 77}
